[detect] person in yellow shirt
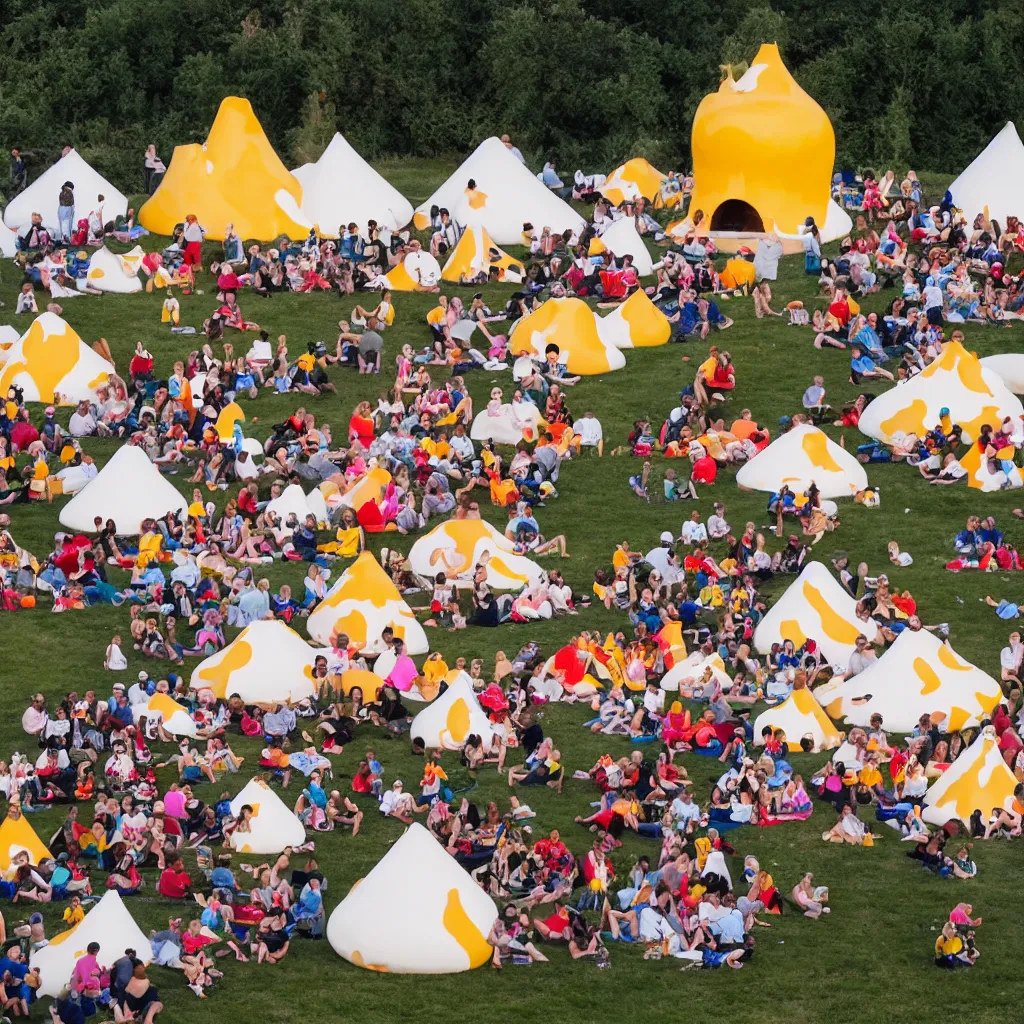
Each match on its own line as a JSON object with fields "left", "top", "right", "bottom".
{"left": 934, "top": 923, "right": 973, "bottom": 968}
{"left": 612, "top": 542, "right": 641, "bottom": 570}
{"left": 63, "top": 894, "right": 85, "bottom": 927}
{"left": 694, "top": 345, "right": 720, "bottom": 407}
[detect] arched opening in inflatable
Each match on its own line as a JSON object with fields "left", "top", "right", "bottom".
{"left": 710, "top": 200, "right": 764, "bottom": 233}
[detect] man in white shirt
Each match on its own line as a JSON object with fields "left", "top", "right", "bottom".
{"left": 1000, "top": 630, "right": 1023, "bottom": 690}
{"left": 698, "top": 893, "right": 730, "bottom": 929}
{"left": 68, "top": 400, "right": 97, "bottom": 437}
{"left": 707, "top": 502, "right": 730, "bottom": 540}
{"left": 670, "top": 789, "right": 701, "bottom": 832}
{"left": 576, "top": 411, "right": 603, "bottom": 455}
{"left": 449, "top": 423, "right": 474, "bottom": 464}
{"left": 21, "top": 693, "right": 48, "bottom": 737}
{"left": 644, "top": 532, "right": 685, "bottom": 589}
{"left": 642, "top": 682, "right": 664, "bottom": 718}
{"left": 379, "top": 780, "right": 415, "bottom": 822}
{"left": 844, "top": 635, "right": 877, "bottom": 679}
{"left": 127, "top": 671, "right": 150, "bottom": 706}
{"left": 680, "top": 510, "right": 708, "bottom": 545}
{"left": 922, "top": 279, "right": 944, "bottom": 316}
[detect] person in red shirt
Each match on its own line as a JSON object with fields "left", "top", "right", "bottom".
{"left": 998, "top": 725, "right": 1023, "bottom": 767}
{"left": 237, "top": 483, "right": 258, "bottom": 521}
{"left": 828, "top": 286, "right": 852, "bottom": 327}
{"left": 533, "top": 830, "right": 570, "bottom": 872}
{"left": 9, "top": 409, "right": 39, "bottom": 452}
{"left": 351, "top": 761, "right": 377, "bottom": 795}
{"left": 158, "top": 858, "right": 193, "bottom": 899}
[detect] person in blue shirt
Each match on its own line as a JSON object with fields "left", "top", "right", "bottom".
{"left": 954, "top": 517, "right": 983, "bottom": 557}
{"left": 979, "top": 516, "right": 1003, "bottom": 548}
{"left": 849, "top": 343, "right": 894, "bottom": 384}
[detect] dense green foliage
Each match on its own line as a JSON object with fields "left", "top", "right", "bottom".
{"left": 0, "top": 0, "right": 1019, "bottom": 191}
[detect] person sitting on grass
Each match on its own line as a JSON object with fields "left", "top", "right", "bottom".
{"left": 507, "top": 744, "right": 564, "bottom": 792}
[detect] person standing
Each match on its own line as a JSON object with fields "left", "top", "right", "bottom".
{"left": 183, "top": 214, "right": 205, "bottom": 271}
{"left": 58, "top": 179, "right": 75, "bottom": 242}
{"left": 9, "top": 149, "right": 27, "bottom": 196}
{"left": 144, "top": 144, "right": 166, "bottom": 194}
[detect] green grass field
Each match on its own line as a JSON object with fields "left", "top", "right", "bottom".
{"left": 2, "top": 161, "right": 1023, "bottom": 1023}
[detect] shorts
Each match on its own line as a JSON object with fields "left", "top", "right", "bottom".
{"left": 183, "top": 765, "right": 202, "bottom": 781}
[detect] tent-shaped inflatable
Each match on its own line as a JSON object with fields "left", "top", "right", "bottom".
{"left": 0, "top": 812, "right": 52, "bottom": 873}
{"left": 139, "top": 97, "right": 308, "bottom": 242}
{"left": 858, "top": 341, "right": 1024, "bottom": 490}
{"left": 214, "top": 401, "right": 246, "bottom": 442}
{"left": 754, "top": 685, "right": 841, "bottom": 753}
{"left": 442, "top": 223, "right": 524, "bottom": 283}
{"left": 31, "top": 891, "right": 151, "bottom": 999}
{"left": 329, "top": 466, "right": 397, "bottom": 532}
{"left": 265, "top": 483, "right": 328, "bottom": 529}
{"left": 3, "top": 149, "right": 128, "bottom": 232}
{"left": 408, "top": 519, "right": 545, "bottom": 590}
{"left": 229, "top": 777, "right": 306, "bottom": 854}
{"left": 819, "top": 629, "right": 1002, "bottom": 734}
{"left": 0, "top": 223, "right": 17, "bottom": 258}
{"left": 688, "top": 43, "right": 851, "bottom": 245}
{"left": 754, "top": 561, "right": 878, "bottom": 669}
{"left": 596, "top": 289, "right": 671, "bottom": 349}
{"left": 948, "top": 122, "right": 1024, "bottom": 227}
{"left": 922, "top": 726, "right": 1018, "bottom": 827}
{"left": 132, "top": 693, "right": 196, "bottom": 736}
{"left": 306, "top": 550, "right": 428, "bottom": 655}
{"left": 191, "top": 620, "right": 316, "bottom": 704}
{"left": 0, "top": 325, "right": 18, "bottom": 364}
{"left": 509, "top": 297, "right": 626, "bottom": 376}
{"left": 409, "top": 676, "right": 495, "bottom": 749}
{"left": 292, "top": 132, "right": 413, "bottom": 235}
{"left": 661, "top": 651, "right": 734, "bottom": 693}
{"left": 595, "top": 217, "right": 655, "bottom": 276}
{"left": 601, "top": 158, "right": 666, "bottom": 207}
{"left": 469, "top": 400, "right": 542, "bottom": 444}
{"left": 413, "top": 137, "right": 585, "bottom": 245}
{"left": 336, "top": 466, "right": 391, "bottom": 511}
{"left": 84, "top": 245, "right": 143, "bottom": 294}
{"left": 380, "top": 250, "right": 442, "bottom": 291}
{"left": 327, "top": 822, "right": 497, "bottom": 973}
{"left": 736, "top": 423, "right": 868, "bottom": 498}
{"left": 59, "top": 445, "right": 187, "bottom": 534}
{"left": 0, "top": 311, "right": 113, "bottom": 405}
{"left": 980, "top": 353, "right": 1024, "bottom": 394}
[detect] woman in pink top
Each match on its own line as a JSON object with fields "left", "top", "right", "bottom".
{"left": 73, "top": 942, "right": 105, "bottom": 995}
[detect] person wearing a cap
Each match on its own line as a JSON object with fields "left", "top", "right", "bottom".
{"left": 128, "top": 672, "right": 151, "bottom": 706}
{"left": 643, "top": 532, "right": 684, "bottom": 593}
{"left": 106, "top": 681, "right": 127, "bottom": 711}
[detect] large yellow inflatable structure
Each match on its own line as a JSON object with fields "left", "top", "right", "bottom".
{"left": 139, "top": 97, "right": 308, "bottom": 242}
{"left": 509, "top": 297, "right": 626, "bottom": 376}
{"left": 688, "top": 43, "right": 836, "bottom": 238}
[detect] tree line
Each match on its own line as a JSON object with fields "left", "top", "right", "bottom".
{"left": 0, "top": 0, "right": 1017, "bottom": 194}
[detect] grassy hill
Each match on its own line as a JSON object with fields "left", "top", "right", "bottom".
{"left": 1, "top": 161, "right": 1021, "bottom": 1023}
